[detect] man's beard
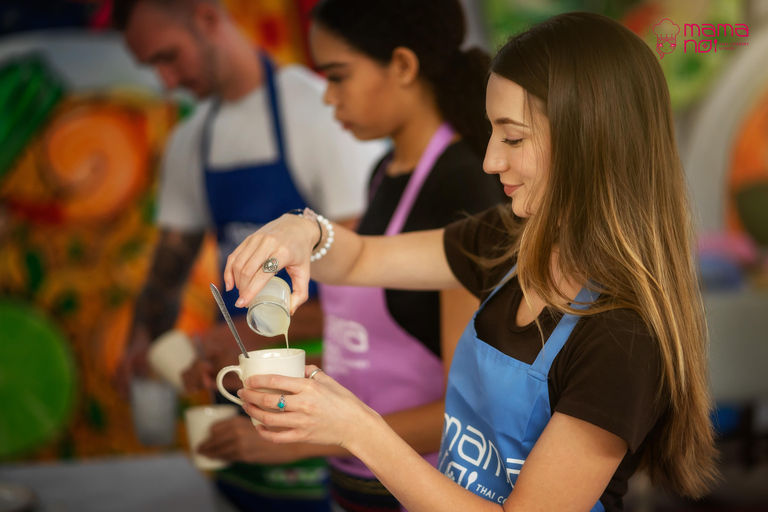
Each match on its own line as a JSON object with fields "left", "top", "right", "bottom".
{"left": 188, "top": 29, "right": 220, "bottom": 98}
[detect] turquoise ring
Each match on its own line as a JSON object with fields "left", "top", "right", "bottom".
{"left": 277, "top": 395, "right": 286, "bottom": 411}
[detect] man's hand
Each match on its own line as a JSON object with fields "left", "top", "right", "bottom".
{"left": 182, "top": 323, "right": 249, "bottom": 393}
{"left": 116, "top": 327, "right": 151, "bottom": 398}
{"left": 197, "top": 415, "right": 315, "bottom": 464}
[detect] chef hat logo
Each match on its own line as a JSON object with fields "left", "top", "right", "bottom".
{"left": 653, "top": 19, "right": 681, "bottom": 59}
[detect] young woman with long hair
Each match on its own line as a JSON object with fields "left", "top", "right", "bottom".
{"left": 196, "top": 1, "right": 504, "bottom": 510}
{"left": 222, "top": 12, "right": 717, "bottom": 511}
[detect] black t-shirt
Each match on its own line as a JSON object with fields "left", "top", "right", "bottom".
{"left": 442, "top": 206, "right": 668, "bottom": 512}
{"left": 357, "top": 140, "right": 506, "bottom": 358}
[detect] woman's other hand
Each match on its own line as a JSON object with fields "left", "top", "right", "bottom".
{"left": 238, "top": 365, "right": 380, "bottom": 451}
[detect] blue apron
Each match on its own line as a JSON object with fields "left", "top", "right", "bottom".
{"left": 438, "top": 265, "right": 604, "bottom": 510}
{"left": 202, "top": 52, "right": 314, "bottom": 317}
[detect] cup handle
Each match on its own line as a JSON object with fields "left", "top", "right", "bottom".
{"left": 216, "top": 365, "right": 244, "bottom": 406}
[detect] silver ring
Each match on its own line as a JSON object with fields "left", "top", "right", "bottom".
{"left": 277, "top": 395, "right": 286, "bottom": 412}
{"left": 308, "top": 368, "right": 322, "bottom": 380}
{"left": 262, "top": 257, "right": 279, "bottom": 273}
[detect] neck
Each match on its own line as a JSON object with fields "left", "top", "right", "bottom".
{"left": 218, "top": 28, "right": 264, "bottom": 101}
{"left": 549, "top": 249, "right": 583, "bottom": 301}
{"left": 387, "top": 100, "right": 445, "bottom": 176}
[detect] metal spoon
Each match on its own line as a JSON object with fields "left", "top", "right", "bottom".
{"left": 210, "top": 283, "right": 249, "bottom": 358}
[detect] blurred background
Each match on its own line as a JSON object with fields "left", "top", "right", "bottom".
{"left": 0, "top": 0, "right": 766, "bottom": 511}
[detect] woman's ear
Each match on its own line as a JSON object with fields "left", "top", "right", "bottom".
{"left": 390, "top": 47, "right": 420, "bottom": 86}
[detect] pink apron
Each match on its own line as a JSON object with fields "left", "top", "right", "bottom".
{"left": 320, "top": 123, "right": 455, "bottom": 479}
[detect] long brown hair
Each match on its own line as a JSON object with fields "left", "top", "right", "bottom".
{"left": 488, "top": 12, "right": 717, "bottom": 497}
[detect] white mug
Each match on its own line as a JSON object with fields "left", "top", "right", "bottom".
{"left": 184, "top": 404, "right": 238, "bottom": 471}
{"left": 147, "top": 329, "right": 197, "bottom": 392}
{"left": 216, "top": 348, "right": 305, "bottom": 425}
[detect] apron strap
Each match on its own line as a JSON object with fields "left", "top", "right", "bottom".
{"left": 260, "top": 52, "right": 287, "bottom": 160}
{"left": 478, "top": 264, "right": 601, "bottom": 379}
{"left": 384, "top": 123, "right": 455, "bottom": 236}
{"left": 477, "top": 264, "right": 517, "bottom": 312}
{"left": 200, "top": 98, "right": 221, "bottom": 168}
{"left": 200, "top": 52, "right": 286, "bottom": 169}
{"left": 530, "top": 285, "right": 601, "bottom": 377}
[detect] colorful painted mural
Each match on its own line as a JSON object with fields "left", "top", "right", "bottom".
{"left": 0, "top": 0, "right": 314, "bottom": 462}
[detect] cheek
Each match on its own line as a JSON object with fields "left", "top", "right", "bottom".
{"left": 174, "top": 54, "right": 196, "bottom": 80}
{"left": 348, "top": 79, "right": 397, "bottom": 124}
{"left": 516, "top": 151, "right": 545, "bottom": 184}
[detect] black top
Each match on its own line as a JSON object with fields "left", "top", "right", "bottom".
{"left": 357, "top": 140, "right": 506, "bottom": 358}
{"left": 442, "top": 206, "right": 668, "bottom": 512}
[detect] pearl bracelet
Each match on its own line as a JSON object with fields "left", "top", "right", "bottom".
{"left": 288, "top": 208, "right": 334, "bottom": 262}
{"left": 310, "top": 214, "right": 334, "bottom": 262}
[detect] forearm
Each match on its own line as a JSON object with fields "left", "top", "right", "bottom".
{"left": 133, "top": 230, "right": 205, "bottom": 340}
{"left": 350, "top": 413, "right": 503, "bottom": 512}
{"left": 297, "top": 399, "right": 447, "bottom": 461}
{"left": 132, "top": 277, "right": 183, "bottom": 341}
{"left": 312, "top": 221, "right": 457, "bottom": 290}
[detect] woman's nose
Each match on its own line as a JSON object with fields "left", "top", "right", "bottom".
{"left": 483, "top": 148, "right": 508, "bottom": 175}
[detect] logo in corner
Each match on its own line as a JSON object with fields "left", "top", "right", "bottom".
{"left": 653, "top": 19, "right": 681, "bottom": 59}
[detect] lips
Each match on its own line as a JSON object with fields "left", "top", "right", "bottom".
{"left": 503, "top": 184, "right": 522, "bottom": 196}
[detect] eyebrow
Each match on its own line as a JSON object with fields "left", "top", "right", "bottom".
{"left": 315, "top": 62, "right": 347, "bottom": 73}
{"left": 146, "top": 49, "right": 175, "bottom": 65}
{"left": 493, "top": 117, "right": 529, "bottom": 128}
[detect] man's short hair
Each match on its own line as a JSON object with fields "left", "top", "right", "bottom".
{"left": 111, "top": 0, "right": 219, "bottom": 31}
{"left": 112, "top": 0, "right": 142, "bottom": 30}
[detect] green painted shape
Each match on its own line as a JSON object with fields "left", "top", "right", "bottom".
{"left": 0, "top": 55, "right": 65, "bottom": 181}
{"left": 0, "top": 300, "right": 77, "bottom": 459}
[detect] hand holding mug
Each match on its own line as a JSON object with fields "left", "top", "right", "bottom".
{"left": 216, "top": 348, "right": 305, "bottom": 426}
{"left": 238, "top": 366, "right": 380, "bottom": 452}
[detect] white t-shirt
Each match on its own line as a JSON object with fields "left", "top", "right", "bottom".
{"left": 156, "top": 64, "right": 387, "bottom": 231}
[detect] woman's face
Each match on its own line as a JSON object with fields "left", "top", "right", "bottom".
{"left": 309, "top": 23, "right": 406, "bottom": 140}
{"left": 484, "top": 73, "right": 551, "bottom": 218}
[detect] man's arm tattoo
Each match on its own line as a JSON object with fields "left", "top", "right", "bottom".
{"left": 133, "top": 230, "right": 205, "bottom": 340}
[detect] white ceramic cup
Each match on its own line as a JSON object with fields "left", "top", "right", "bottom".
{"left": 216, "top": 348, "right": 305, "bottom": 425}
{"left": 147, "top": 329, "right": 197, "bottom": 392}
{"left": 184, "top": 404, "right": 238, "bottom": 471}
{"left": 130, "top": 377, "right": 178, "bottom": 446}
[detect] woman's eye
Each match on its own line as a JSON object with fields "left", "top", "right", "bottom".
{"left": 326, "top": 75, "right": 344, "bottom": 83}
{"left": 502, "top": 138, "right": 523, "bottom": 146}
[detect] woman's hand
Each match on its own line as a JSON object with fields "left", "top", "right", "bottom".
{"left": 224, "top": 214, "right": 317, "bottom": 313}
{"left": 196, "top": 415, "right": 311, "bottom": 464}
{"left": 237, "top": 366, "right": 381, "bottom": 451}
